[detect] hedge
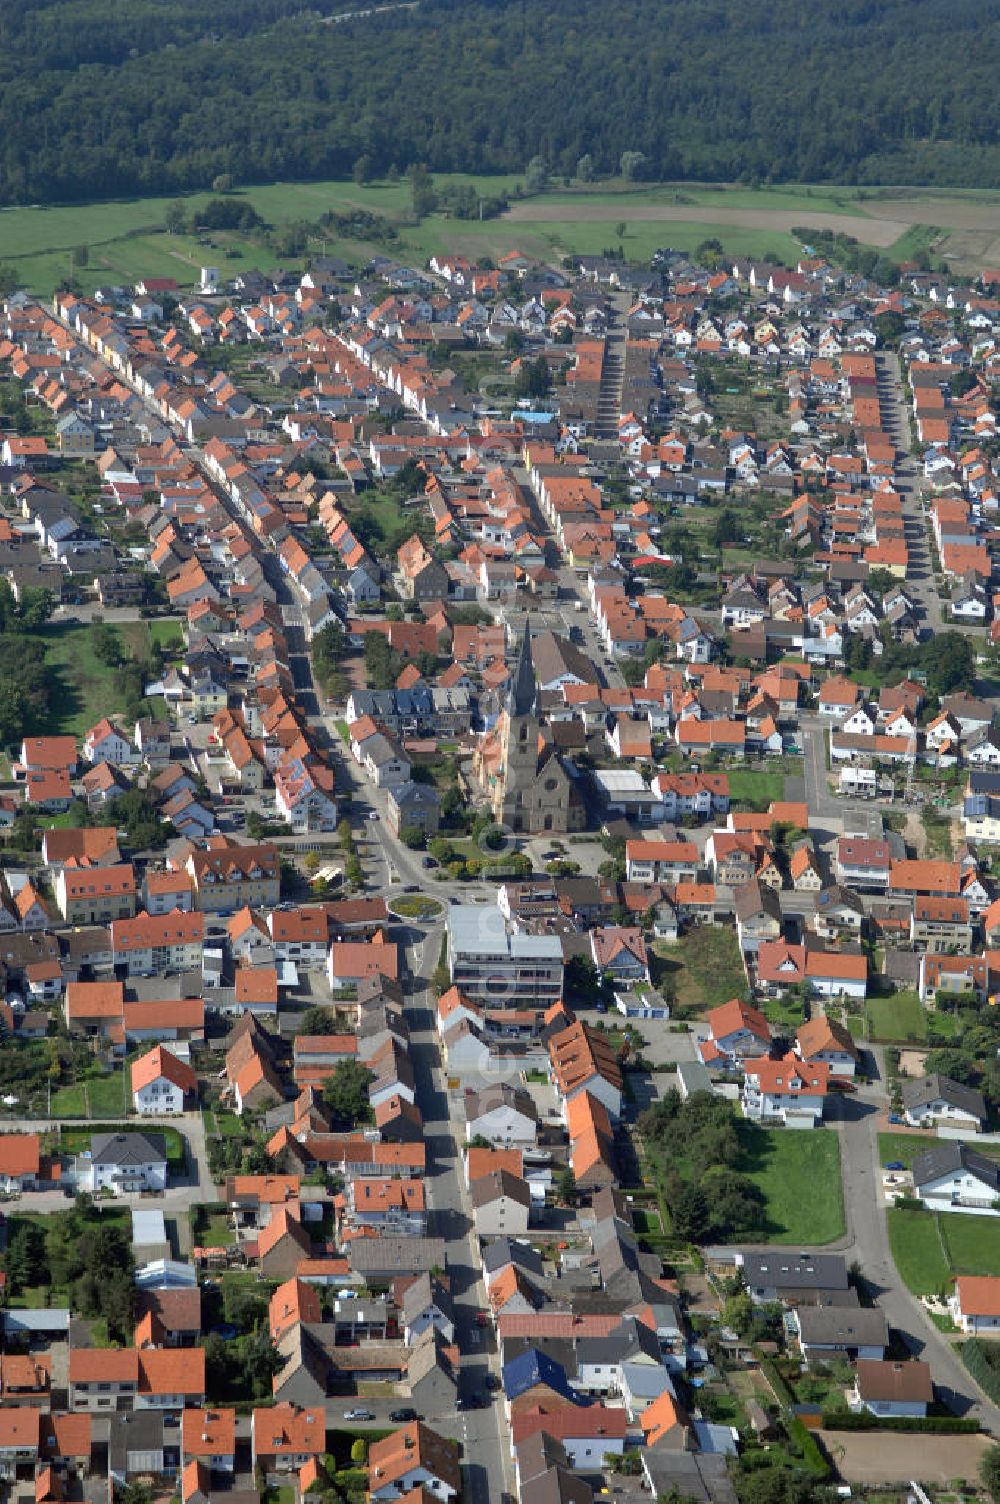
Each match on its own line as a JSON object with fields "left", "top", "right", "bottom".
{"left": 787, "top": 1416, "right": 832, "bottom": 1478}
{"left": 821, "top": 1411, "right": 980, "bottom": 1433}
{"left": 962, "top": 1339, "right": 1000, "bottom": 1405}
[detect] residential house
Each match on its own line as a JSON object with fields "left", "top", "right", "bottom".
{"left": 913, "top": 1142, "right": 1000, "bottom": 1215}
{"left": 131, "top": 1047, "right": 197, "bottom": 1116}
{"left": 851, "top": 1359, "right": 932, "bottom": 1419}
{"left": 902, "top": 1074, "right": 987, "bottom": 1133}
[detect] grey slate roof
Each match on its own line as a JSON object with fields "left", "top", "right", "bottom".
{"left": 739, "top": 1250, "right": 848, "bottom": 1292}
{"left": 901, "top": 1072, "right": 987, "bottom": 1123}
{"left": 795, "top": 1305, "right": 888, "bottom": 1348}
{"left": 482, "top": 1238, "right": 543, "bottom": 1280}
{"left": 912, "top": 1141, "right": 1000, "bottom": 1193}
{"left": 91, "top": 1132, "right": 166, "bottom": 1167}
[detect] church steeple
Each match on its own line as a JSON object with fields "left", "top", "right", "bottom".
{"left": 509, "top": 618, "right": 536, "bottom": 717}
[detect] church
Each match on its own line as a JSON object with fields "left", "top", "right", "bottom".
{"left": 473, "top": 624, "right": 586, "bottom": 835}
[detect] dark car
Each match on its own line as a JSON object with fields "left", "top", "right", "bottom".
{"left": 389, "top": 1407, "right": 417, "bottom": 1423}
{"left": 402, "top": 884, "right": 419, "bottom": 893}
{"left": 422, "top": 855, "right": 438, "bottom": 869}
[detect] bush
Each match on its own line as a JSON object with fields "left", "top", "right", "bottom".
{"left": 821, "top": 1411, "right": 979, "bottom": 1433}
{"left": 787, "top": 1415, "right": 832, "bottom": 1477}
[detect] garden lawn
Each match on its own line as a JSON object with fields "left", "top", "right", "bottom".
{"left": 877, "top": 1132, "right": 1000, "bottom": 1169}
{"left": 86, "top": 1074, "right": 129, "bottom": 1118}
{"left": 736, "top": 1122, "right": 845, "bottom": 1244}
{"left": 49, "top": 1086, "right": 87, "bottom": 1117}
{"left": 865, "top": 992, "right": 927, "bottom": 1043}
{"left": 725, "top": 768, "right": 786, "bottom": 810}
{"left": 652, "top": 925, "right": 747, "bottom": 1014}
{"left": 195, "top": 1208, "right": 235, "bottom": 1249}
{"left": 888, "top": 1208, "right": 1000, "bottom": 1296}
{"left": 37, "top": 623, "right": 133, "bottom": 738}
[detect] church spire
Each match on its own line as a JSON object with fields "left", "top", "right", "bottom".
{"left": 509, "top": 617, "right": 536, "bottom": 717}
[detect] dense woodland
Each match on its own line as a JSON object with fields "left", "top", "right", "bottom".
{"left": 0, "top": 0, "right": 999, "bottom": 205}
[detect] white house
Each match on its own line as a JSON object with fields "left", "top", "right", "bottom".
{"left": 81, "top": 1132, "right": 169, "bottom": 1195}
{"left": 698, "top": 997, "right": 772, "bottom": 1066}
{"left": 464, "top": 1084, "right": 537, "bottom": 1148}
{"left": 850, "top": 1359, "right": 932, "bottom": 1418}
{"left": 794, "top": 1016, "right": 859, "bottom": 1079}
{"left": 131, "top": 1046, "right": 197, "bottom": 1116}
{"left": 83, "top": 718, "right": 136, "bottom": 767}
{"left": 741, "top": 1054, "right": 830, "bottom": 1128}
{"left": 901, "top": 1073, "right": 987, "bottom": 1132}
{"left": 949, "top": 1276, "right": 1000, "bottom": 1334}
{"left": 913, "top": 1142, "right": 1000, "bottom": 1216}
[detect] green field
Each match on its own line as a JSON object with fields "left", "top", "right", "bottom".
{"left": 888, "top": 1207, "right": 1000, "bottom": 1296}
{"left": 726, "top": 768, "right": 787, "bottom": 810}
{"left": 85, "top": 1075, "right": 130, "bottom": 1118}
{"left": 2, "top": 175, "right": 987, "bottom": 298}
{"left": 18, "top": 619, "right": 174, "bottom": 739}
{"left": 865, "top": 992, "right": 928, "bottom": 1043}
{"left": 879, "top": 1131, "right": 1000, "bottom": 1169}
{"left": 737, "top": 1123, "right": 845, "bottom": 1244}
{"left": 652, "top": 925, "right": 747, "bottom": 1015}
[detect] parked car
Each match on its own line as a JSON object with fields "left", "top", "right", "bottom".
{"left": 389, "top": 1407, "right": 417, "bottom": 1423}
{"left": 422, "top": 855, "right": 438, "bottom": 868}
{"left": 343, "top": 1408, "right": 374, "bottom": 1422}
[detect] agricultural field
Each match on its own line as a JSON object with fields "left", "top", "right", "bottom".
{"left": 8, "top": 177, "right": 1000, "bottom": 298}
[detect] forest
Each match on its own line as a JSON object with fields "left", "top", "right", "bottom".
{"left": 0, "top": 0, "right": 998, "bottom": 206}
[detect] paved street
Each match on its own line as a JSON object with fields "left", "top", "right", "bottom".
{"left": 834, "top": 1078, "right": 1000, "bottom": 1433}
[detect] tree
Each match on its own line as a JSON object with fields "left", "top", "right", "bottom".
{"left": 102, "top": 1269, "right": 137, "bottom": 1344}
{"left": 91, "top": 622, "right": 121, "bottom": 667}
{"left": 4, "top": 1220, "right": 45, "bottom": 1292}
{"left": 224, "top": 1281, "right": 269, "bottom": 1332}
{"left": 980, "top": 1443, "right": 1000, "bottom": 1503}
{"left": 671, "top": 1184, "right": 710, "bottom": 1241}
{"left": 240, "top": 1327, "right": 283, "bottom": 1398}
{"left": 874, "top": 309, "right": 905, "bottom": 346}
{"left": 711, "top": 508, "right": 739, "bottom": 547}
{"left": 164, "top": 200, "right": 187, "bottom": 233}
{"left": 71, "top": 245, "right": 89, "bottom": 269}
{"left": 514, "top": 355, "right": 551, "bottom": 401}
{"left": 721, "top": 1289, "right": 755, "bottom": 1337}
{"left": 0, "top": 265, "right": 19, "bottom": 298}
{"left": 352, "top": 154, "right": 373, "bottom": 185}
{"left": 322, "top": 1058, "right": 374, "bottom": 1126}
{"left": 524, "top": 155, "right": 549, "bottom": 194}
{"left": 576, "top": 153, "right": 595, "bottom": 182}
{"left": 407, "top": 163, "right": 437, "bottom": 219}
{"left": 557, "top": 1167, "right": 578, "bottom": 1207}
{"left": 212, "top": 173, "right": 234, "bottom": 193}
{"left": 304, "top": 850, "right": 321, "bottom": 875}
{"left": 350, "top": 1438, "right": 368, "bottom": 1466}
{"left": 696, "top": 237, "right": 726, "bottom": 268}
{"left": 302, "top": 1005, "right": 334, "bottom": 1034}
{"left": 620, "top": 150, "right": 647, "bottom": 180}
